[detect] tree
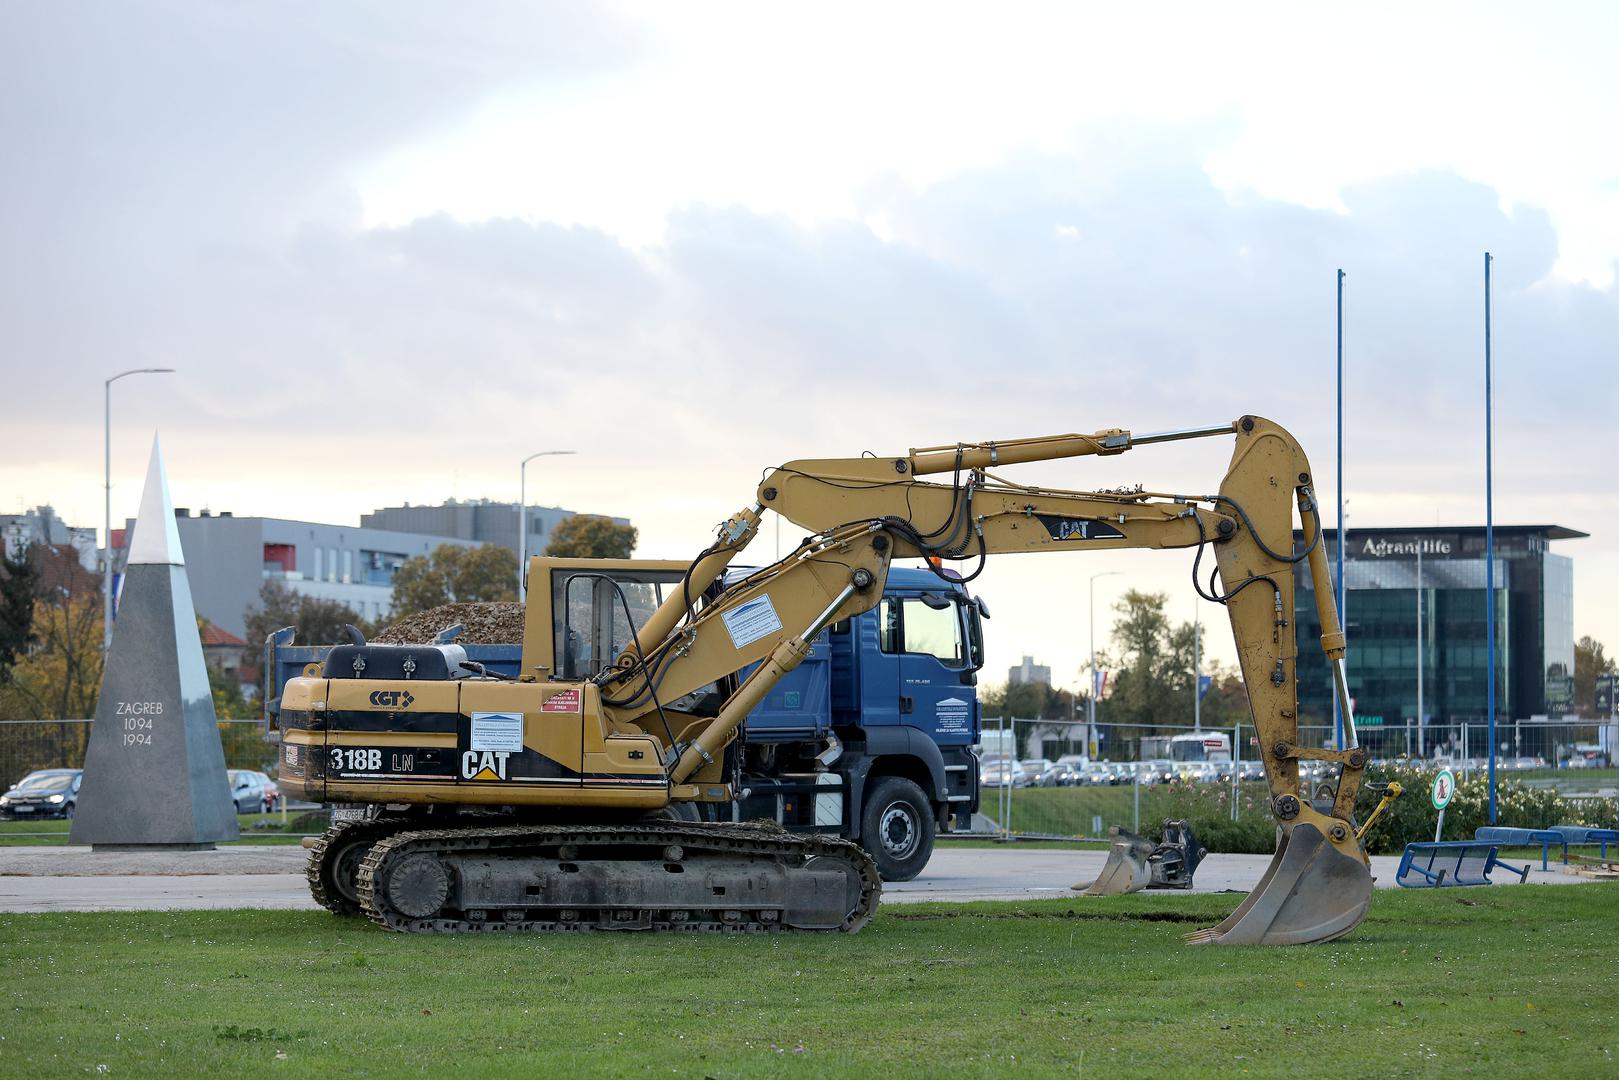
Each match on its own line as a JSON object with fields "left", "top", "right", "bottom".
{"left": 244, "top": 579, "right": 369, "bottom": 648}
{"left": 1100, "top": 589, "right": 1195, "bottom": 731}
{"left": 387, "top": 544, "right": 518, "bottom": 618}
{"left": 1574, "top": 636, "right": 1615, "bottom": 716}
{"left": 0, "top": 539, "right": 40, "bottom": 685}
{"left": 544, "top": 515, "right": 638, "bottom": 560}
{"left": 0, "top": 545, "right": 103, "bottom": 721}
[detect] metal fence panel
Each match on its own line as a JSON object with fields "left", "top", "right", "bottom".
{"left": 1, "top": 718, "right": 276, "bottom": 788}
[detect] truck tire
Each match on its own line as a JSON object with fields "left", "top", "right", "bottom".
{"left": 860, "top": 776, "right": 935, "bottom": 882}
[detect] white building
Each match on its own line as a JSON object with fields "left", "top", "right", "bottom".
{"left": 1, "top": 505, "right": 97, "bottom": 571}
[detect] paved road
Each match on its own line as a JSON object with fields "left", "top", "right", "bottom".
{"left": 0, "top": 844, "right": 1588, "bottom": 913}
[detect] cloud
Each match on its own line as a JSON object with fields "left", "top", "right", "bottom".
{"left": 1, "top": 5, "right": 1613, "bottom": 679}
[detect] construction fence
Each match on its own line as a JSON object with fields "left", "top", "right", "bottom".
{"left": 976, "top": 716, "right": 1618, "bottom": 842}
{"left": 0, "top": 718, "right": 277, "bottom": 787}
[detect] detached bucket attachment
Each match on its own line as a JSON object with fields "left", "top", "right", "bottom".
{"left": 1185, "top": 821, "right": 1372, "bottom": 946}
{"left": 1147, "top": 819, "right": 1207, "bottom": 890}
{"left": 1075, "top": 826, "right": 1154, "bottom": 896}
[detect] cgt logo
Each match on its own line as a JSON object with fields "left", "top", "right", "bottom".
{"left": 368, "top": 690, "right": 416, "bottom": 708}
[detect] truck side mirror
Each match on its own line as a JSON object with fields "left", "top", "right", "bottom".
{"left": 919, "top": 592, "right": 953, "bottom": 610}
{"left": 966, "top": 600, "right": 986, "bottom": 672}
{"left": 974, "top": 597, "right": 991, "bottom": 619}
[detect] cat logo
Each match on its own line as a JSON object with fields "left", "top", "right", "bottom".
{"left": 1037, "top": 515, "right": 1126, "bottom": 543}
{"left": 369, "top": 690, "right": 416, "bottom": 708}
{"left": 461, "top": 750, "right": 511, "bottom": 781}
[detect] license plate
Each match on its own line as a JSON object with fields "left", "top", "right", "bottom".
{"left": 12, "top": 805, "right": 34, "bottom": 813}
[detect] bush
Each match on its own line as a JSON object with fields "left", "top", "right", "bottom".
{"left": 1354, "top": 763, "right": 1612, "bottom": 855}
{"left": 1145, "top": 780, "right": 1276, "bottom": 854}
{"left": 1140, "top": 764, "right": 1615, "bottom": 857}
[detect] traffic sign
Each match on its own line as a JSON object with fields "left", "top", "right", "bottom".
{"left": 1431, "top": 768, "right": 1456, "bottom": 810}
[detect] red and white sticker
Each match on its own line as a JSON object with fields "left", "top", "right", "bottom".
{"left": 541, "top": 688, "right": 582, "bottom": 713}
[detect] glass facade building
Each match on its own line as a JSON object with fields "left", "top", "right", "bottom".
{"left": 1291, "top": 525, "right": 1583, "bottom": 750}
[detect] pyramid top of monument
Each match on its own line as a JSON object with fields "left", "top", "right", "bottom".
{"left": 126, "top": 435, "right": 186, "bottom": 567}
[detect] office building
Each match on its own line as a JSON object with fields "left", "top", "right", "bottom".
{"left": 1291, "top": 525, "right": 1583, "bottom": 751}
{"left": 111, "top": 510, "right": 483, "bottom": 638}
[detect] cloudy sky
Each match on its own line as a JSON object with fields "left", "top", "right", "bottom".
{"left": 3, "top": 1, "right": 1615, "bottom": 698}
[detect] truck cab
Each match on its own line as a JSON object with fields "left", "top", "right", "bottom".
{"left": 732, "top": 566, "right": 983, "bottom": 877}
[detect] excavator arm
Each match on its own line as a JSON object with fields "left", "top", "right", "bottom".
{"left": 599, "top": 414, "right": 1370, "bottom": 945}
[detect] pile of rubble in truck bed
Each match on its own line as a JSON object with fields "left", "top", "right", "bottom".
{"left": 372, "top": 602, "right": 527, "bottom": 645}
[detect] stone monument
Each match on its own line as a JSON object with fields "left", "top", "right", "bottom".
{"left": 70, "top": 437, "right": 239, "bottom": 848}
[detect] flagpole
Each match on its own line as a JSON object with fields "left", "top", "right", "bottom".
{"left": 1192, "top": 613, "right": 1201, "bottom": 732}
{"left": 1335, "top": 268, "right": 1347, "bottom": 750}
{"left": 1485, "top": 252, "right": 1498, "bottom": 824}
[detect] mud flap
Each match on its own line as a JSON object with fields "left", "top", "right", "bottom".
{"left": 1073, "top": 826, "right": 1154, "bottom": 896}
{"left": 1185, "top": 821, "right": 1373, "bottom": 946}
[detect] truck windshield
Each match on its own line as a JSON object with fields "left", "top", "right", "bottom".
{"left": 881, "top": 597, "right": 967, "bottom": 667}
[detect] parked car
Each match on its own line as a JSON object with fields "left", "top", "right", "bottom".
{"left": 0, "top": 769, "right": 83, "bottom": 820}
{"left": 1017, "top": 759, "right": 1054, "bottom": 788}
{"left": 226, "top": 769, "right": 280, "bottom": 813}
{"left": 979, "top": 756, "right": 1017, "bottom": 789}
{"left": 1180, "top": 762, "right": 1221, "bottom": 784}
{"left": 1138, "top": 759, "right": 1176, "bottom": 784}
{"left": 254, "top": 771, "right": 281, "bottom": 811}
{"left": 1078, "top": 762, "right": 1114, "bottom": 786}
{"left": 1049, "top": 755, "right": 1089, "bottom": 786}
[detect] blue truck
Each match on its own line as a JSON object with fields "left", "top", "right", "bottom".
{"left": 264, "top": 558, "right": 985, "bottom": 879}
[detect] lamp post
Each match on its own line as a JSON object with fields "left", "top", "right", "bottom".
{"left": 518, "top": 450, "right": 576, "bottom": 601}
{"left": 1088, "top": 571, "right": 1122, "bottom": 749}
{"left": 104, "top": 367, "right": 176, "bottom": 653}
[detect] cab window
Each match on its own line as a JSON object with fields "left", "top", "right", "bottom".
{"left": 877, "top": 599, "right": 898, "bottom": 654}
{"left": 899, "top": 599, "right": 966, "bottom": 666}
{"left": 876, "top": 597, "right": 966, "bottom": 667}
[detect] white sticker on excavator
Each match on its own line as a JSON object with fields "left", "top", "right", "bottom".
{"left": 470, "top": 711, "right": 523, "bottom": 753}
{"left": 721, "top": 594, "right": 784, "bottom": 650}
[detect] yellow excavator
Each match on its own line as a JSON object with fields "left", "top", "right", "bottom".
{"left": 276, "top": 415, "right": 1371, "bottom": 943}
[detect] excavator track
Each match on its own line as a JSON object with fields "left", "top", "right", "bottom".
{"left": 355, "top": 821, "right": 881, "bottom": 934}
{"left": 307, "top": 818, "right": 399, "bottom": 917}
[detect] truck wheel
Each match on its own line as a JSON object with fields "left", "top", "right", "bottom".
{"left": 860, "top": 777, "right": 935, "bottom": 882}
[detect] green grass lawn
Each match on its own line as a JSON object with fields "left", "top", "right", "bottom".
{"left": 3, "top": 887, "right": 1613, "bottom": 1078}
{"left": 984, "top": 782, "right": 1275, "bottom": 836}
{"left": 0, "top": 812, "right": 321, "bottom": 846}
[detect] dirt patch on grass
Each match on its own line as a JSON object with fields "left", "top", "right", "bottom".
{"left": 889, "top": 907, "right": 1211, "bottom": 924}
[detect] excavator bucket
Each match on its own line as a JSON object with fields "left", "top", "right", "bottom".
{"left": 1074, "top": 826, "right": 1154, "bottom": 896}
{"left": 1185, "top": 822, "right": 1373, "bottom": 946}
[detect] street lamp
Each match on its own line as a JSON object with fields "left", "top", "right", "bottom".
{"left": 104, "top": 367, "right": 176, "bottom": 653}
{"left": 518, "top": 450, "right": 576, "bottom": 601}
{"left": 1088, "top": 571, "right": 1122, "bottom": 744}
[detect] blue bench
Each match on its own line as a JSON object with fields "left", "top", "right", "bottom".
{"left": 1475, "top": 827, "right": 1567, "bottom": 870}
{"left": 1549, "top": 826, "right": 1619, "bottom": 860}
{"left": 1396, "top": 841, "right": 1529, "bottom": 888}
